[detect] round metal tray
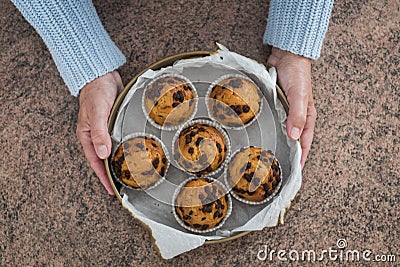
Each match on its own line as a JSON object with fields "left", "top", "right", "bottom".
{"left": 104, "top": 50, "right": 289, "bottom": 244}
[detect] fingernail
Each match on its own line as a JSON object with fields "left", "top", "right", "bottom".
{"left": 291, "top": 127, "right": 301, "bottom": 140}
{"left": 96, "top": 145, "right": 108, "bottom": 159}
{"left": 107, "top": 189, "right": 115, "bottom": 195}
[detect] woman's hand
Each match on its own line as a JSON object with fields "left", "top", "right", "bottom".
{"left": 268, "top": 47, "right": 317, "bottom": 168}
{"left": 76, "top": 71, "right": 124, "bottom": 194}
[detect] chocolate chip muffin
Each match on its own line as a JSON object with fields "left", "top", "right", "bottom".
{"left": 143, "top": 75, "right": 197, "bottom": 128}
{"left": 208, "top": 76, "right": 261, "bottom": 128}
{"left": 111, "top": 135, "right": 168, "bottom": 189}
{"left": 226, "top": 146, "right": 281, "bottom": 203}
{"left": 174, "top": 178, "right": 230, "bottom": 231}
{"left": 175, "top": 122, "right": 228, "bottom": 176}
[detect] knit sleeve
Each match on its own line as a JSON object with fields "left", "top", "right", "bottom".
{"left": 11, "top": 0, "right": 126, "bottom": 96}
{"left": 263, "top": 0, "right": 334, "bottom": 60}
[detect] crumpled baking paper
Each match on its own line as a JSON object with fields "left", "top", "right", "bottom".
{"left": 113, "top": 44, "right": 302, "bottom": 259}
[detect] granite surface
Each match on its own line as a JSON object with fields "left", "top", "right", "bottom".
{"left": 1, "top": 0, "right": 399, "bottom": 266}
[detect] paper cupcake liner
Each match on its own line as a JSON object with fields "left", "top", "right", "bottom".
{"left": 110, "top": 132, "right": 170, "bottom": 191}
{"left": 223, "top": 146, "right": 283, "bottom": 205}
{"left": 172, "top": 176, "right": 233, "bottom": 234}
{"left": 141, "top": 73, "right": 199, "bottom": 131}
{"left": 171, "top": 118, "right": 231, "bottom": 177}
{"left": 205, "top": 73, "right": 264, "bottom": 131}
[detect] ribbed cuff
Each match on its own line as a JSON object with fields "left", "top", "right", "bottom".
{"left": 263, "top": 0, "right": 334, "bottom": 60}
{"left": 12, "top": 0, "right": 126, "bottom": 96}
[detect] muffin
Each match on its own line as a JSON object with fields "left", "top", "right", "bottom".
{"left": 174, "top": 121, "right": 228, "bottom": 176}
{"left": 207, "top": 75, "right": 261, "bottom": 128}
{"left": 174, "top": 177, "right": 231, "bottom": 232}
{"left": 226, "top": 146, "right": 282, "bottom": 203}
{"left": 111, "top": 135, "right": 168, "bottom": 189}
{"left": 143, "top": 74, "right": 197, "bottom": 129}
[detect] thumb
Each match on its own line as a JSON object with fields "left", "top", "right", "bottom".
{"left": 285, "top": 84, "right": 308, "bottom": 140}
{"left": 90, "top": 101, "right": 113, "bottom": 159}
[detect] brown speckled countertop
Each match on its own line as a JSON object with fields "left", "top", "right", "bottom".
{"left": 1, "top": 0, "right": 399, "bottom": 266}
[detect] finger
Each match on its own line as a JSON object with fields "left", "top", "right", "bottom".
{"left": 285, "top": 84, "right": 309, "bottom": 140}
{"left": 299, "top": 103, "right": 317, "bottom": 168}
{"left": 89, "top": 100, "right": 113, "bottom": 160}
{"left": 77, "top": 128, "right": 115, "bottom": 195}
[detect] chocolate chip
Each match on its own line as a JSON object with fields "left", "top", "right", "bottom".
{"left": 212, "top": 185, "right": 217, "bottom": 195}
{"left": 160, "top": 166, "right": 165, "bottom": 176}
{"left": 201, "top": 224, "right": 209, "bottom": 230}
{"left": 201, "top": 217, "right": 206, "bottom": 221}
{"left": 166, "top": 79, "right": 175, "bottom": 84}
{"left": 190, "top": 131, "right": 196, "bottom": 137}
{"left": 243, "top": 173, "right": 252, "bottom": 182}
{"left": 162, "top": 157, "right": 167, "bottom": 164}
{"left": 263, "top": 184, "right": 270, "bottom": 191}
{"left": 216, "top": 143, "right": 222, "bottom": 153}
{"left": 240, "top": 165, "right": 246, "bottom": 173}
{"left": 252, "top": 177, "right": 261, "bottom": 187}
{"left": 204, "top": 186, "right": 211, "bottom": 194}
{"left": 185, "top": 135, "right": 192, "bottom": 144}
{"left": 206, "top": 166, "right": 213, "bottom": 173}
{"left": 229, "top": 78, "right": 243, "bottom": 88}
{"left": 118, "top": 154, "right": 125, "bottom": 164}
{"left": 135, "top": 142, "right": 145, "bottom": 149}
{"left": 246, "top": 162, "right": 252, "bottom": 170}
{"left": 232, "top": 105, "right": 242, "bottom": 115}
{"left": 151, "top": 142, "right": 157, "bottom": 148}
{"left": 146, "top": 88, "right": 159, "bottom": 99}
{"left": 173, "top": 90, "right": 185, "bottom": 102}
{"left": 183, "top": 215, "right": 191, "bottom": 220}
{"left": 224, "top": 146, "right": 227, "bottom": 152}
{"left": 235, "top": 188, "right": 247, "bottom": 194}
{"left": 172, "top": 102, "right": 179, "bottom": 108}
{"left": 242, "top": 105, "right": 250, "bottom": 113}
{"left": 183, "top": 85, "right": 192, "bottom": 91}
{"left": 201, "top": 204, "right": 213, "bottom": 213}
{"left": 152, "top": 158, "right": 159, "bottom": 169}
{"left": 172, "top": 91, "right": 179, "bottom": 101}
{"left": 154, "top": 100, "right": 159, "bottom": 106}
{"left": 193, "top": 224, "right": 202, "bottom": 229}
{"left": 123, "top": 170, "right": 131, "bottom": 179}
{"left": 123, "top": 143, "right": 130, "bottom": 150}
{"left": 188, "top": 147, "right": 194, "bottom": 154}
{"left": 226, "top": 106, "right": 235, "bottom": 116}
{"left": 195, "top": 137, "right": 204, "bottom": 146}
{"left": 141, "top": 169, "right": 154, "bottom": 176}
{"left": 213, "top": 211, "right": 222, "bottom": 219}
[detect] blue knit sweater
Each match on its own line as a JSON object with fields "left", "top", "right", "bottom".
{"left": 11, "top": 0, "right": 333, "bottom": 96}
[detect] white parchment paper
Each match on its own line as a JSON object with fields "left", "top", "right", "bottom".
{"left": 112, "top": 44, "right": 302, "bottom": 259}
